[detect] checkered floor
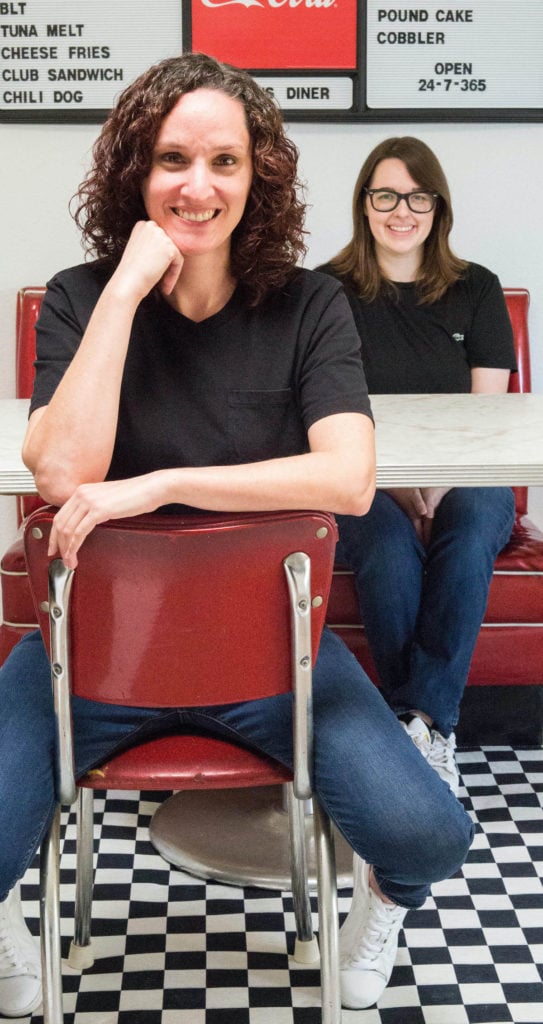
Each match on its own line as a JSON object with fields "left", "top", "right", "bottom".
{"left": 6, "top": 746, "right": 543, "bottom": 1024}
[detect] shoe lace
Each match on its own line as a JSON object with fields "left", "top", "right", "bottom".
{"left": 0, "top": 921, "right": 28, "bottom": 974}
{"left": 350, "top": 893, "right": 404, "bottom": 966}
{"left": 428, "top": 732, "right": 455, "bottom": 770}
{"left": 412, "top": 733, "right": 431, "bottom": 757}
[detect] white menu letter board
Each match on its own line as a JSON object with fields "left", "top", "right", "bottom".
{"left": 1, "top": 0, "right": 182, "bottom": 120}
{"left": 1, "top": 1, "right": 542, "bottom": 122}
{"left": 366, "top": 0, "right": 543, "bottom": 110}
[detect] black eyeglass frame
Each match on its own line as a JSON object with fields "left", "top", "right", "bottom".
{"left": 363, "top": 188, "right": 439, "bottom": 213}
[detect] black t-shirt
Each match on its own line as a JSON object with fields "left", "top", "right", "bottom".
{"left": 31, "top": 262, "right": 372, "bottom": 489}
{"left": 316, "top": 261, "right": 517, "bottom": 394}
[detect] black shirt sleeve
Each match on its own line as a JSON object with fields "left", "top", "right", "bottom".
{"left": 461, "top": 263, "right": 517, "bottom": 371}
{"left": 293, "top": 273, "right": 373, "bottom": 430}
{"left": 30, "top": 264, "right": 107, "bottom": 415}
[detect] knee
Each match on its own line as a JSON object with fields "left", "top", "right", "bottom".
{"left": 440, "top": 488, "right": 515, "bottom": 547}
{"left": 0, "top": 631, "right": 53, "bottom": 720}
{"left": 425, "top": 800, "right": 475, "bottom": 884}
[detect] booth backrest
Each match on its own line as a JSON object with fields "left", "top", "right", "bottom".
{"left": 503, "top": 289, "right": 531, "bottom": 394}
{"left": 16, "top": 287, "right": 45, "bottom": 400}
{"left": 496, "top": 288, "right": 531, "bottom": 514}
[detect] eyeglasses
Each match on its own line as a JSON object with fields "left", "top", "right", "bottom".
{"left": 364, "top": 188, "right": 439, "bottom": 213}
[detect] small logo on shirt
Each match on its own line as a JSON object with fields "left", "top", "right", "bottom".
{"left": 452, "top": 332, "right": 465, "bottom": 342}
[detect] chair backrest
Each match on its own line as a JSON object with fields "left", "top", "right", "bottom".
{"left": 24, "top": 507, "right": 338, "bottom": 708}
{"left": 15, "top": 285, "right": 532, "bottom": 515}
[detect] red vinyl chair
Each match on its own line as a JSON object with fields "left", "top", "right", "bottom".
{"left": 24, "top": 506, "right": 341, "bottom": 1024}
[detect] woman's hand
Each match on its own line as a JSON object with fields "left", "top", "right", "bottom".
{"left": 48, "top": 475, "right": 165, "bottom": 569}
{"left": 418, "top": 486, "right": 452, "bottom": 545}
{"left": 385, "top": 486, "right": 452, "bottom": 544}
{"left": 385, "top": 487, "right": 427, "bottom": 540}
{"left": 112, "top": 220, "right": 185, "bottom": 301}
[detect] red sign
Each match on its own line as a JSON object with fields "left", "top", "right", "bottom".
{"left": 190, "top": 0, "right": 358, "bottom": 71}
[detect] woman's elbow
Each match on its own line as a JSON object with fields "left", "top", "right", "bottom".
{"left": 335, "top": 471, "right": 376, "bottom": 517}
{"left": 30, "top": 467, "right": 74, "bottom": 508}
{"left": 335, "top": 425, "right": 376, "bottom": 516}
{"left": 26, "top": 450, "right": 89, "bottom": 506}
{"left": 339, "top": 488, "right": 375, "bottom": 518}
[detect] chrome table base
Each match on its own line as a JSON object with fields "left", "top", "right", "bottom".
{"left": 149, "top": 785, "right": 354, "bottom": 891}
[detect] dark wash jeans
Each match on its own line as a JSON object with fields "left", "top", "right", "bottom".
{"left": 0, "top": 626, "right": 473, "bottom": 910}
{"left": 336, "top": 487, "right": 516, "bottom": 738}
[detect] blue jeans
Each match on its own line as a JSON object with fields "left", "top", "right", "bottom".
{"left": 336, "top": 487, "right": 516, "bottom": 738}
{"left": 0, "top": 627, "right": 473, "bottom": 909}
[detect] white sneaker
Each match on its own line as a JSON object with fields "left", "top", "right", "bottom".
{"left": 427, "top": 729, "right": 459, "bottom": 796}
{"left": 0, "top": 885, "right": 42, "bottom": 1018}
{"left": 340, "top": 854, "right": 407, "bottom": 1009}
{"left": 401, "top": 716, "right": 459, "bottom": 795}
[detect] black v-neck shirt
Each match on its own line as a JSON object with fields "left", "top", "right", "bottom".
{"left": 316, "top": 262, "right": 516, "bottom": 394}
{"left": 31, "top": 262, "right": 372, "bottom": 498}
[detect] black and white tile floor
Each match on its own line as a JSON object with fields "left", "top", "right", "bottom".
{"left": 5, "top": 746, "right": 543, "bottom": 1024}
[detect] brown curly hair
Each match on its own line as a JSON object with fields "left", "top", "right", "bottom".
{"left": 73, "top": 53, "right": 307, "bottom": 306}
{"left": 330, "top": 136, "right": 467, "bottom": 304}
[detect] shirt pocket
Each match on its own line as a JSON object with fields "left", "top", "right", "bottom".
{"left": 228, "top": 388, "right": 305, "bottom": 463}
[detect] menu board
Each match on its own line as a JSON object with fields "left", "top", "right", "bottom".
{"left": 365, "top": 0, "right": 543, "bottom": 111}
{"left": 1, "top": 0, "right": 542, "bottom": 122}
{"left": 0, "top": 0, "right": 183, "bottom": 119}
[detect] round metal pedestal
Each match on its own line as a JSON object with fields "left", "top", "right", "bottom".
{"left": 149, "top": 785, "right": 353, "bottom": 891}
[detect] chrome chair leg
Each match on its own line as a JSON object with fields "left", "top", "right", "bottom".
{"left": 313, "top": 799, "right": 341, "bottom": 1024}
{"left": 286, "top": 783, "right": 319, "bottom": 963}
{"left": 39, "top": 805, "right": 64, "bottom": 1024}
{"left": 68, "top": 787, "right": 95, "bottom": 970}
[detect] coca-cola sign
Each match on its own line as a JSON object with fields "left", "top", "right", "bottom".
{"left": 190, "top": 0, "right": 357, "bottom": 70}
{"left": 201, "top": 0, "right": 336, "bottom": 7}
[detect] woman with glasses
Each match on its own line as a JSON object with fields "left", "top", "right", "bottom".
{"left": 318, "top": 135, "right": 516, "bottom": 797}
{"left": 314, "top": 135, "right": 515, "bottom": 1006}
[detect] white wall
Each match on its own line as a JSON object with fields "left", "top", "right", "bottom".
{"left": 1, "top": 117, "right": 543, "bottom": 603}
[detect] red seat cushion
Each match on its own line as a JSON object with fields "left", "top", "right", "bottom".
{"left": 79, "top": 726, "right": 292, "bottom": 791}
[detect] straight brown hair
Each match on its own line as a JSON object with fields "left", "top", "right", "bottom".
{"left": 330, "top": 136, "right": 467, "bottom": 304}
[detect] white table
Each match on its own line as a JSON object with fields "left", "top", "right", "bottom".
{"left": 371, "top": 392, "right": 543, "bottom": 487}
{"left": 0, "top": 399, "right": 35, "bottom": 494}
{"left": 3, "top": 393, "right": 543, "bottom": 889}
{"left": 3, "top": 393, "right": 543, "bottom": 495}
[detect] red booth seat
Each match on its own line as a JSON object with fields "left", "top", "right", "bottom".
{"left": 1, "top": 287, "right": 542, "bottom": 743}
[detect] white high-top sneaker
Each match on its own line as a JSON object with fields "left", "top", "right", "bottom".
{"left": 428, "top": 729, "right": 459, "bottom": 795}
{"left": 401, "top": 715, "right": 459, "bottom": 795}
{"left": 339, "top": 855, "right": 407, "bottom": 1009}
{"left": 0, "top": 885, "right": 42, "bottom": 1018}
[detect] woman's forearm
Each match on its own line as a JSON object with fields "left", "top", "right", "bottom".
{"left": 48, "top": 414, "right": 376, "bottom": 568}
{"left": 22, "top": 283, "right": 138, "bottom": 499}
{"left": 157, "top": 450, "right": 374, "bottom": 518}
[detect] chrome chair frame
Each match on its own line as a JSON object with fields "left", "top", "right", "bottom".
{"left": 29, "top": 519, "right": 341, "bottom": 1024}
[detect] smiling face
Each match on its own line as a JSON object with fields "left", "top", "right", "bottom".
{"left": 141, "top": 87, "right": 253, "bottom": 264}
{"left": 365, "top": 157, "right": 436, "bottom": 278}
